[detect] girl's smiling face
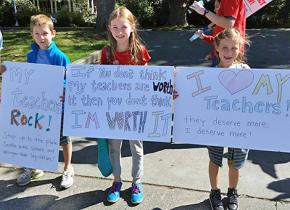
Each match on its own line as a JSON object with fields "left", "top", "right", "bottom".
{"left": 109, "top": 17, "right": 134, "bottom": 46}
{"left": 216, "top": 38, "right": 240, "bottom": 68}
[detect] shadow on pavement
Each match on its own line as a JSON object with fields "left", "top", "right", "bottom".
{"left": 0, "top": 189, "right": 107, "bottom": 210}
{"left": 58, "top": 139, "right": 204, "bottom": 165}
{"left": 171, "top": 199, "right": 210, "bottom": 210}
{"left": 142, "top": 141, "right": 204, "bottom": 155}
{"left": 267, "top": 178, "right": 290, "bottom": 200}
{"left": 59, "top": 139, "right": 290, "bottom": 184}
{"left": 60, "top": 145, "right": 98, "bottom": 165}
{"left": 0, "top": 179, "right": 24, "bottom": 201}
{"left": 247, "top": 150, "right": 290, "bottom": 178}
{"left": 47, "top": 190, "right": 106, "bottom": 210}
{"left": 0, "top": 177, "right": 58, "bottom": 201}
{"left": 0, "top": 195, "right": 58, "bottom": 210}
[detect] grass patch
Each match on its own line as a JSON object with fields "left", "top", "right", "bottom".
{"left": 0, "top": 28, "right": 108, "bottom": 94}
{"left": 1, "top": 28, "right": 108, "bottom": 62}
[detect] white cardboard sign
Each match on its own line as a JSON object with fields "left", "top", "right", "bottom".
{"left": 173, "top": 66, "right": 290, "bottom": 152}
{"left": 63, "top": 64, "right": 174, "bottom": 142}
{"left": 245, "top": 0, "right": 273, "bottom": 18}
{"left": 0, "top": 62, "right": 64, "bottom": 172}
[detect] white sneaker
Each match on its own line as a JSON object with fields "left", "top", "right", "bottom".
{"left": 60, "top": 168, "right": 74, "bottom": 189}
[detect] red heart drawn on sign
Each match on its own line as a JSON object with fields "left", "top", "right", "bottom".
{"left": 218, "top": 70, "right": 254, "bottom": 95}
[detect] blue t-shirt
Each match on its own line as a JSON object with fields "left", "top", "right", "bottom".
{"left": 36, "top": 49, "right": 50, "bottom": 64}
{"left": 27, "top": 41, "right": 70, "bottom": 67}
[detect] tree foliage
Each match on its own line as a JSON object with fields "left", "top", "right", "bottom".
{"left": 0, "top": 0, "right": 38, "bottom": 27}
{"left": 0, "top": 0, "right": 289, "bottom": 28}
{"left": 118, "top": 0, "right": 154, "bottom": 26}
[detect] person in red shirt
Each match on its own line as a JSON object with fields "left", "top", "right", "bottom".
{"left": 100, "top": 8, "right": 150, "bottom": 65}
{"left": 99, "top": 6, "right": 151, "bottom": 205}
{"left": 190, "top": 0, "right": 245, "bottom": 38}
{"left": 190, "top": 0, "right": 246, "bottom": 66}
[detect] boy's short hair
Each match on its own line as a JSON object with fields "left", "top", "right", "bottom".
{"left": 30, "top": 14, "right": 54, "bottom": 32}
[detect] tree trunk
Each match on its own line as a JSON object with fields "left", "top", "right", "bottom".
{"left": 96, "top": 0, "right": 115, "bottom": 31}
{"left": 168, "top": 0, "right": 188, "bottom": 26}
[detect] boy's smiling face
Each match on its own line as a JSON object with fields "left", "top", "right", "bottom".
{"left": 32, "top": 24, "right": 55, "bottom": 49}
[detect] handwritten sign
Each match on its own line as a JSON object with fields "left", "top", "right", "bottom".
{"left": 63, "top": 64, "right": 174, "bottom": 142}
{"left": 173, "top": 67, "right": 290, "bottom": 152}
{"left": 0, "top": 62, "right": 64, "bottom": 172}
{"left": 245, "top": 0, "right": 273, "bottom": 18}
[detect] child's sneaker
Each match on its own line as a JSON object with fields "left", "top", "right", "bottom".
{"left": 17, "top": 168, "right": 44, "bottom": 186}
{"left": 131, "top": 182, "right": 143, "bottom": 204}
{"left": 209, "top": 189, "right": 224, "bottom": 210}
{"left": 107, "top": 181, "right": 122, "bottom": 203}
{"left": 60, "top": 168, "right": 74, "bottom": 189}
{"left": 226, "top": 188, "right": 239, "bottom": 210}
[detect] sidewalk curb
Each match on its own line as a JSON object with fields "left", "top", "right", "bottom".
{"left": 73, "top": 50, "right": 100, "bottom": 64}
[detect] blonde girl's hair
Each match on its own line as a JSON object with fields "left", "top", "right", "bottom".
{"left": 30, "top": 14, "right": 54, "bottom": 33}
{"left": 107, "top": 6, "right": 143, "bottom": 64}
{"left": 214, "top": 28, "right": 250, "bottom": 64}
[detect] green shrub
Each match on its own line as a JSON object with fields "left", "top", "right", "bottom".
{"left": 71, "top": 12, "right": 86, "bottom": 26}
{"left": 118, "top": 0, "right": 154, "bottom": 27}
{"left": 0, "top": 0, "right": 38, "bottom": 27}
{"left": 0, "top": 1, "right": 15, "bottom": 26}
{"left": 56, "top": 10, "right": 88, "bottom": 27}
{"left": 16, "top": 0, "right": 39, "bottom": 26}
{"left": 56, "top": 9, "right": 72, "bottom": 26}
{"left": 151, "top": 0, "right": 169, "bottom": 26}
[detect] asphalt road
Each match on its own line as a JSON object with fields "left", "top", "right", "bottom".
{"left": 140, "top": 28, "right": 290, "bottom": 69}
